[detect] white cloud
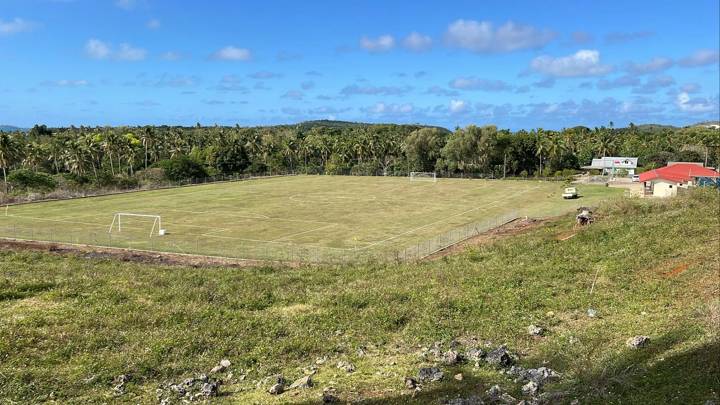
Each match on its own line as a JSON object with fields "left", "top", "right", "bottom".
{"left": 212, "top": 46, "right": 252, "bottom": 61}
{"left": 444, "top": 20, "right": 555, "bottom": 53}
{"left": 632, "top": 75, "right": 675, "bottom": 94}
{"left": 215, "top": 75, "right": 249, "bottom": 92}
{"left": 115, "top": 0, "right": 136, "bottom": 10}
{"left": 248, "top": 71, "right": 282, "bottom": 79}
{"left": 160, "top": 51, "right": 181, "bottom": 61}
{"left": 146, "top": 19, "right": 160, "bottom": 29}
{"left": 570, "top": 31, "right": 593, "bottom": 45}
{"left": 678, "top": 49, "right": 720, "bottom": 67}
{"left": 596, "top": 75, "right": 640, "bottom": 90}
{"left": 281, "top": 90, "right": 304, "bottom": 100}
{"left": 85, "top": 39, "right": 111, "bottom": 59}
{"left": 85, "top": 39, "right": 146, "bottom": 61}
{"left": 676, "top": 92, "right": 718, "bottom": 113}
{"left": 340, "top": 84, "right": 412, "bottom": 96}
{"left": 449, "top": 77, "right": 512, "bottom": 91}
{"left": 449, "top": 99, "right": 470, "bottom": 114}
{"left": 604, "top": 31, "right": 654, "bottom": 44}
{"left": 425, "top": 86, "right": 459, "bottom": 97}
{"left": 403, "top": 32, "right": 432, "bottom": 52}
{"left": 0, "top": 18, "right": 36, "bottom": 35}
{"left": 530, "top": 49, "right": 613, "bottom": 77}
{"left": 680, "top": 83, "right": 701, "bottom": 93}
{"left": 363, "top": 102, "right": 414, "bottom": 115}
{"left": 625, "top": 57, "right": 673, "bottom": 74}
{"left": 116, "top": 43, "right": 147, "bottom": 61}
{"left": 42, "top": 79, "right": 89, "bottom": 87}
{"left": 360, "top": 35, "right": 395, "bottom": 52}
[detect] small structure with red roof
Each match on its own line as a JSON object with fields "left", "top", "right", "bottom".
{"left": 639, "top": 162, "right": 720, "bottom": 197}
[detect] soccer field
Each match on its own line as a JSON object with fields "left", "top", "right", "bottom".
{"left": 0, "top": 175, "right": 622, "bottom": 262}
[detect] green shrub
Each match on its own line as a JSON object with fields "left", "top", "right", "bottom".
{"left": 561, "top": 168, "right": 578, "bottom": 177}
{"left": 7, "top": 169, "right": 57, "bottom": 192}
{"left": 156, "top": 156, "right": 208, "bottom": 181}
{"left": 350, "top": 161, "right": 380, "bottom": 176}
{"left": 135, "top": 168, "right": 167, "bottom": 185}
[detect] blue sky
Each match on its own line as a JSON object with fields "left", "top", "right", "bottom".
{"left": 1, "top": 0, "right": 719, "bottom": 129}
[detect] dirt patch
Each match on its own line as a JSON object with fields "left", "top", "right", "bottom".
{"left": 424, "top": 217, "right": 552, "bottom": 260}
{"left": 663, "top": 263, "right": 690, "bottom": 278}
{"left": 556, "top": 232, "right": 577, "bottom": 241}
{"left": 0, "top": 238, "right": 302, "bottom": 268}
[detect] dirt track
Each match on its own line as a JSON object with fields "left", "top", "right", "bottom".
{"left": 0, "top": 238, "right": 300, "bottom": 268}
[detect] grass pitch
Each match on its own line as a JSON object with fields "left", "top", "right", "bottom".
{"left": 0, "top": 190, "right": 717, "bottom": 403}
{"left": 0, "top": 175, "right": 621, "bottom": 262}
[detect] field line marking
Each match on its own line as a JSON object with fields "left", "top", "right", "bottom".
{"left": 3, "top": 214, "right": 102, "bottom": 227}
{"left": 167, "top": 209, "right": 270, "bottom": 219}
{"left": 271, "top": 223, "right": 338, "bottom": 242}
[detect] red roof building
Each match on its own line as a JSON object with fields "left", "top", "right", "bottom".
{"left": 639, "top": 162, "right": 719, "bottom": 197}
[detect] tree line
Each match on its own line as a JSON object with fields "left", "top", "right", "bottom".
{"left": 0, "top": 121, "right": 718, "bottom": 193}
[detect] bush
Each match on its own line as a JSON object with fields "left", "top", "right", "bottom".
{"left": 54, "top": 173, "right": 90, "bottom": 191}
{"left": 7, "top": 169, "right": 57, "bottom": 192}
{"left": 350, "top": 162, "right": 380, "bottom": 176}
{"left": 135, "top": 168, "right": 167, "bottom": 186}
{"left": 156, "top": 156, "right": 208, "bottom": 181}
{"left": 114, "top": 176, "right": 139, "bottom": 189}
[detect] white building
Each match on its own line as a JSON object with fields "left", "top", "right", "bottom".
{"left": 582, "top": 157, "right": 638, "bottom": 177}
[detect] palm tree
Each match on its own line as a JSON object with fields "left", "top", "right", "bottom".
{"left": 22, "top": 141, "right": 47, "bottom": 171}
{"left": 546, "top": 131, "right": 566, "bottom": 170}
{"left": 0, "top": 133, "right": 21, "bottom": 192}
{"left": 534, "top": 128, "right": 550, "bottom": 176}
{"left": 140, "top": 126, "right": 153, "bottom": 170}
{"left": 594, "top": 126, "right": 616, "bottom": 158}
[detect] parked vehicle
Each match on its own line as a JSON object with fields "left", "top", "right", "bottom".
{"left": 562, "top": 187, "right": 578, "bottom": 199}
{"left": 632, "top": 175, "right": 640, "bottom": 182}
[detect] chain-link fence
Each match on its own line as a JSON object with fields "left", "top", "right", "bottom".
{"left": 0, "top": 210, "right": 519, "bottom": 264}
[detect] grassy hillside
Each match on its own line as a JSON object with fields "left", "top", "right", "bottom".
{"left": 0, "top": 125, "right": 26, "bottom": 132}
{"left": 0, "top": 190, "right": 718, "bottom": 404}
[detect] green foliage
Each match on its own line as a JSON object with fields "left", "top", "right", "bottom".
{"left": 0, "top": 121, "right": 717, "bottom": 198}
{"left": 440, "top": 125, "right": 497, "bottom": 173}
{"left": 7, "top": 169, "right": 57, "bottom": 192}
{"left": 403, "top": 127, "right": 447, "bottom": 172}
{"left": 156, "top": 155, "right": 207, "bottom": 181}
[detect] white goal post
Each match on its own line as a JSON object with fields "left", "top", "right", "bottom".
{"left": 108, "top": 213, "right": 165, "bottom": 237}
{"left": 409, "top": 171, "right": 437, "bottom": 182}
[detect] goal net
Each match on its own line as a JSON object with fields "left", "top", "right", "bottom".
{"left": 409, "top": 172, "right": 437, "bottom": 182}
{"left": 108, "top": 213, "right": 164, "bottom": 237}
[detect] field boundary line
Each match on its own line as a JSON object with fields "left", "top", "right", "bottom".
{"left": 4, "top": 214, "right": 101, "bottom": 227}
{"left": 417, "top": 215, "right": 520, "bottom": 260}
{"left": 166, "top": 209, "right": 271, "bottom": 220}
{"left": 1, "top": 173, "right": 298, "bottom": 208}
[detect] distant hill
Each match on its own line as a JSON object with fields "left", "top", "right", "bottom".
{"left": 635, "top": 123, "right": 679, "bottom": 131}
{"left": 0, "top": 125, "right": 27, "bottom": 132}
{"left": 690, "top": 120, "right": 720, "bottom": 128}
{"left": 293, "top": 120, "right": 452, "bottom": 134}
